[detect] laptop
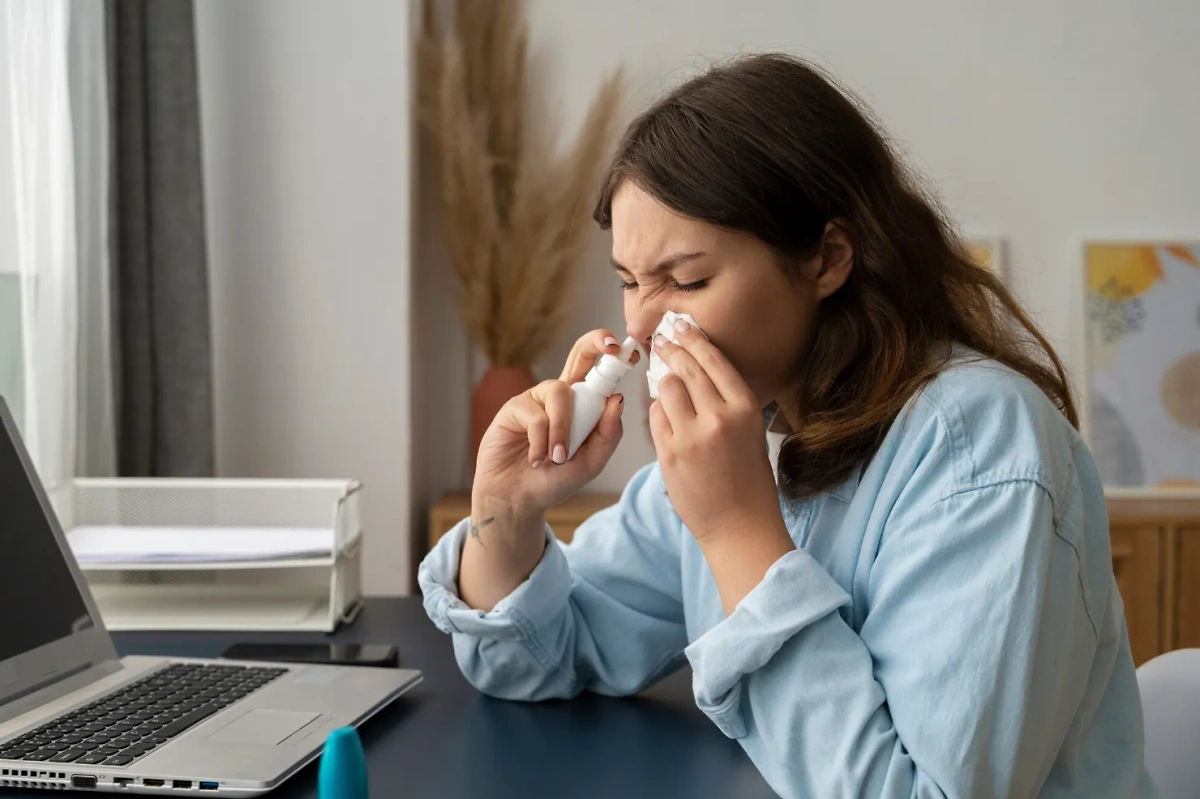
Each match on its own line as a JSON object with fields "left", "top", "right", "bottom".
{"left": 0, "top": 399, "right": 422, "bottom": 796}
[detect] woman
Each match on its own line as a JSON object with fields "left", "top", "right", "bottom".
{"left": 419, "top": 54, "right": 1153, "bottom": 798}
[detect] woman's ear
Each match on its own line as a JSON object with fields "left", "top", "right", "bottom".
{"left": 814, "top": 220, "right": 853, "bottom": 300}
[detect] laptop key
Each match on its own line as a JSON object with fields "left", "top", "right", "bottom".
{"left": 158, "top": 704, "right": 219, "bottom": 739}
{"left": 3, "top": 662, "right": 275, "bottom": 768}
{"left": 102, "top": 755, "right": 134, "bottom": 766}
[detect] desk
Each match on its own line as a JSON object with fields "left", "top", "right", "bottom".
{"left": 5, "top": 599, "right": 776, "bottom": 799}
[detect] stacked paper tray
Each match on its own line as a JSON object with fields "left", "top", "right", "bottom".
{"left": 52, "top": 479, "right": 364, "bottom": 632}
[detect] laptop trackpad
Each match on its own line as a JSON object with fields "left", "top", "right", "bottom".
{"left": 206, "top": 709, "right": 322, "bottom": 745}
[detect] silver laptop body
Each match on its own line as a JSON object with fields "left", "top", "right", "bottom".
{"left": 0, "top": 399, "right": 421, "bottom": 796}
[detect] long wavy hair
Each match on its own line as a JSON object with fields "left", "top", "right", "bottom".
{"left": 594, "top": 53, "right": 1077, "bottom": 500}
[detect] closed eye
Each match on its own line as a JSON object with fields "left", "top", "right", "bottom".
{"left": 619, "top": 278, "right": 708, "bottom": 293}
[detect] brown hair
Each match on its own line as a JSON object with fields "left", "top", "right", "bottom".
{"left": 594, "top": 53, "right": 1077, "bottom": 500}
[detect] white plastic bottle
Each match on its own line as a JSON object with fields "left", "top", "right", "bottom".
{"left": 566, "top": 336, "right": 638, "bottom": 459}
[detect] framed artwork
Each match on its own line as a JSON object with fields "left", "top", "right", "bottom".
{"left": 966, "top": 236, "right": 1004, "bottom": 276}
{"left": 1083, "top": 241, "right": 1200, "bottom": 493}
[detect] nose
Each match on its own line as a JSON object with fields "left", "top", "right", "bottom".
{"left": 625, "top": 301, "right": 664, "bottom": 353}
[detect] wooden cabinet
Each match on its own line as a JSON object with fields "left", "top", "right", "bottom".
{"left": 1176, "top": 527, "right": 1200, "bottom": 649}
{"left": 428, "top": 492, "right": 621, "bottom": 551}
{"left": 1107, "top": 497, "right": 1200, "bottom": 665}
{"left": 1109, "top": 525, "right": 1163, "bottom": 666}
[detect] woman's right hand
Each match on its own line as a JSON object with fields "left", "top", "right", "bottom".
{"left": 472, "top": 329, "right": 640, "bottom": 518}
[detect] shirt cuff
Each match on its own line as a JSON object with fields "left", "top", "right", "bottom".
{"left": 684, "top": 548, "right": 850, "bottom": 738}
{"left": 417, "top": 517, "right": 572, "bottom": 642}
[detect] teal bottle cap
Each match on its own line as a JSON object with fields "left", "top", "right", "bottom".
{"left": 318, "top": 726, "right": 368, "bottom": 799}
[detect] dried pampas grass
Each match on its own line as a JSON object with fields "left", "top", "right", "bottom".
{"left": 418, "top": 0, "right": 624, "bottom": 368}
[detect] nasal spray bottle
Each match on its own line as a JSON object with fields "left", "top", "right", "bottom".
{"left": 566, "top": 336, "right": 639, "bottom": 459}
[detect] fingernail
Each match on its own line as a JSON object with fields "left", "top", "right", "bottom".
{"left": 674, "top": 319, "right": 690, "bottom": 334}
{"left": 552, "top": 444, "right": 567, "bottom": 464}
{"left": 654, "top": 333, "right": 668, "bottom": 349}
{"left": 604, "top": 336, "right": 619, "bottom": 347}
{"left": 531, "top": 459, "right": 543, "bottom": 469}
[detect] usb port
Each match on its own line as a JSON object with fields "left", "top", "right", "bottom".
{"left": 143, "top": 779, "right": 165, "bottom": 787}
{"left": 71, "top": 775, "right": 97, "bottom": 789}
{"left": 173, "top": 780, "right": 193, "bottom": 789}
{"left": 114, "top": 777, "right": 134, "bottom": 786}
{"left": 199, "top": 782, "right": 219, "bottom": 791}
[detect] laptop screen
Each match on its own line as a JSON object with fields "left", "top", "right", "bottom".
{"left": 0, "top": 422, "right": 95, "bottom": 661}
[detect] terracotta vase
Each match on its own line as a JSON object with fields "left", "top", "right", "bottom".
{"left": 470, "top": 365, "right": 537, "bottom": 468}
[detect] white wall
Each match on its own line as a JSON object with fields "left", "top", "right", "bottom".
{"left": 416, "top": 0, "right": 1200, "bottom": 521}
{"left": 195, "top": 0, "right": 416, "bottom": 594}
{"left": 193, "top": 0, "right": 1200, "bottom": 593}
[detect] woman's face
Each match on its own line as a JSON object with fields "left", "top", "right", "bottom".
{"left": 610, "top": 181, "right": 824, "bottom": 408}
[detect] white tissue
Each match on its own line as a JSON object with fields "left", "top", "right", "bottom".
{"left": 647, "top": 311, "right": 705, "bottom": 399}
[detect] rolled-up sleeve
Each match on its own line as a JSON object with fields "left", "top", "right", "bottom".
{"left": 421, "top": 523, "right": 570, "bottom": 644}
{"left": 417, "top": 464, "right": 689, "bottom": 701}
{"left": 683, "top": 549, "right": 850, "bottom": 738}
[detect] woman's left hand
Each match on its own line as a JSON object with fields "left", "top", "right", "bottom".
{"left": 649, "top": 322, "right": 785, "bottom": 545}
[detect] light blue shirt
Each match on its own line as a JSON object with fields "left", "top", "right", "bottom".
{"left": 418, "top": 357, "right": 1155, "bottom": 798}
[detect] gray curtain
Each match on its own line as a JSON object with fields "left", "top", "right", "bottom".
{"left": 106, "top": 0, "right": 214, "bottom": 477}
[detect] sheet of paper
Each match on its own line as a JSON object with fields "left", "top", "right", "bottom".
{"left": 66, "top": 525, "right": 335, "bottom": 564}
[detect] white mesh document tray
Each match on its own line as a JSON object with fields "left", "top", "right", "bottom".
{"left": 52, "top": 479, "right": 364, "bottom": 632}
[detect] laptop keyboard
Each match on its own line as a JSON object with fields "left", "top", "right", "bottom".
{"left": 0, "top": 663, "right": 287, "bottom": 767}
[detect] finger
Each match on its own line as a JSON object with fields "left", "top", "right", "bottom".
{"left": 532, "top": 380, "right": 573, "bottom": 464}
{"left": 505, "top": 395, "right": 550, "bottom": 468}
{"left": 561, "top": 329, "right": 641, "bottom": 383}
{"left": 653, "top": 333, "right": 723, "bottom": 411}
{"left": 577, "top": 393, "right": 624, "bottom": 471}
{"left": 666, "top": 322, "right": 753, "bottom": 404}
{"left": 655, "top": 372, "right": 696, "bottom": 426}
{"left": 648, "top": 398, "right": 672, "bottom": 448}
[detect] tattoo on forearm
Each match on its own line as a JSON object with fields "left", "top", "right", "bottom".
{"left": 469, "top": 516, "right": 495, "bottom": 547}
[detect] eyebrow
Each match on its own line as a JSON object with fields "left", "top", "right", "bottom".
{"left": 611, "top": 251, "right": 707, "bottom": 277}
